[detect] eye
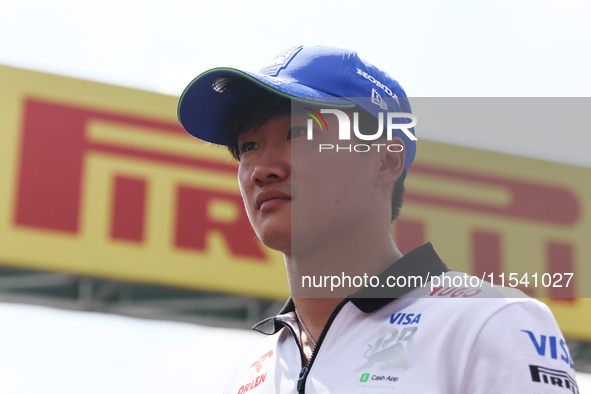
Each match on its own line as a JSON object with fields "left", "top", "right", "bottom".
{"left": 239, "top": 141, "right": 259, "bottom": 154}
{"left": 288, "top": 126, "right": 307, "bottom": 140}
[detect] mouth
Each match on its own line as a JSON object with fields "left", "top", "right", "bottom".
{"left": 256, "top": 189, "right": 292, "bottom": 211}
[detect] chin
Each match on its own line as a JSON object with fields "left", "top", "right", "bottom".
{"left": 254, "top": 222, "right": 291, "bottom": 254}
{"left": 259, "top": 232, "right": 291, "bottom": 254}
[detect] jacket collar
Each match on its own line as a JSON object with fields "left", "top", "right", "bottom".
{"left": 252, "top": 242, "right": 449, "bottom": 334}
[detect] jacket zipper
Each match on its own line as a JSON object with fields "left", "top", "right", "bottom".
{"left": 290, "top": 299, "right": 349, "bottom": 394}
{"left": 279, "top": 322, "right": 307, "bottom": 382}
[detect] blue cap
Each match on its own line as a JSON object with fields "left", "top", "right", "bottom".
{"left": 178, "top": 45, "right": 416, "bottom": 177}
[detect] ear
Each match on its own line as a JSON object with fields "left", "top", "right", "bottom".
{"left": 375, "top": 137, "right": 405, "bottom": 187}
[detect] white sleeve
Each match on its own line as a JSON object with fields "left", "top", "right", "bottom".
{"left": 460, "top": 300, "right": 579, "bottom": 394}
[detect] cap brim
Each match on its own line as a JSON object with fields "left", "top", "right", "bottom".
{"left": 177, "top": 67, "right": 354, "bottom": 146}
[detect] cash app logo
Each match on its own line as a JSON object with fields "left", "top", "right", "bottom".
{"left": 360, "top": 373, "right": 369, "bottom": 382}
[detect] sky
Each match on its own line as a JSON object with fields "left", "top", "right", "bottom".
{"left": 1, "top": 0, "right": 589, "bottom": 98}
{"left": 0, "top": 1, "right": 590, "bottom": 392}
{"left": 1, "top": 0, "right": 589, "bottom": 168}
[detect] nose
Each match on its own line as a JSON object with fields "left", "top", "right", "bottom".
{"left": 251, "top": 144, "right": 290, "bottom": 186}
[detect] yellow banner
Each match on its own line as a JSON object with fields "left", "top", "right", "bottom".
{"left": 0, "top": 65, "right": 288, "bottom": 299}
{"left": 394, "top": 140, "right": 591, "bottom": 340}
{"left": 0, "top": 65, "right": 589, "bottom": 339}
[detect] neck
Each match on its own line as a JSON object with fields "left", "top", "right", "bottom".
{"left": 292, "top": 297, "right": 344, "bottom": 344}
{"left": 286, "top": 216, "right": 402, "bottom": 297}
{"left": 285, "top": 217, "right": 402, "bottom": 341}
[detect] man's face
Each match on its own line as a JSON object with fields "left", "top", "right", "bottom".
{"left": 237, "top": 111, "right": 400, "bottom": 256}
{"left": 237, "top": 115, "right": 293, "bottom": 254}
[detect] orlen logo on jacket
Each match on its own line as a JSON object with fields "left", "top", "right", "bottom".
{"left": 303, "top": 107, "right": 417, "bottom": 153}
{"left": 237, "top": 350, "right": 273, "bottom": 394}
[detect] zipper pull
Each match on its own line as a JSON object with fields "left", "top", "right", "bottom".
{"left": 297, "top": 366, "right": 309, "bottom": 393}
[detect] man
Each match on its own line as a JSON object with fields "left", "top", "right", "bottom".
{"left": 178, "top": 46, "right": 578, "bottom": 393}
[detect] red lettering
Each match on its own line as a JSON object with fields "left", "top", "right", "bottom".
{"left": 238, "top": 372, "right": 268, "bottom": 394}
{"left": 16, "top": 99, "right": 89, "bottom": 233}
{"left": 111, "top": 176, "right": 146, "bottom": 242}
{"left": 408, "top": 164, "right": 579, "bottom": 225}
{"left": 250, "top": 360, "right": 263, "bottom": 372}
{"left": 250, "top": 350, "right": 274, "bottom": 373}
{"left": 438, "top": 287, "right": 456, "bottom": 296}
{"left": 175, "top": 187, "right": 265, "bottom": 260}
{"left": 15, "top": 98, "right": 231, "bottom": 234}
{"left": 429, "top": 286, "right": 443, "bottom": 296}
{"left": 450, "top": 288, "right": 468, "bottom": 297}
{"left": 14, "top": 99, "right": 267, "bottom": 260}
{"left": 259, "top": 350, "right": 273, "bottom": 362}
{"left": 472, "top": 230, "right": 501, "bottom": 281}
{"left": 463, "top": 289, "right": 482, "bottom": 297}
{"left": 250, "top": 360, "right": 262, "bottom": 374}
{"left": 548, "top": 241, "right": 575, "bottom": 301}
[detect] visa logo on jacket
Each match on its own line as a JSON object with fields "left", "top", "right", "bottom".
{"left": 521, "top": 330, "right": 574, "bottom": 369}
{"left": 390, "top": 313, "right": 421, "bottom": 325}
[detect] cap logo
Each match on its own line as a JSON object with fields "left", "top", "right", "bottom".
{"left": 371, "top": 89, "right": 388, "bottom": 110}
{"left": 260, "top": 46, "right": 303, "bottom": 76}
{"left": 356, "top": 68, "right": 400, "bottom": 105}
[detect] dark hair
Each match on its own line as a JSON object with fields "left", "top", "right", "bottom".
{"left": 391, "top": 171, "right": 405, "bottom": 222}
{"left": 219, "top": 79, "right": 405, "bottom": 221}
{"left": 223, "top": 88, "right": 292, "bottom": 161}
